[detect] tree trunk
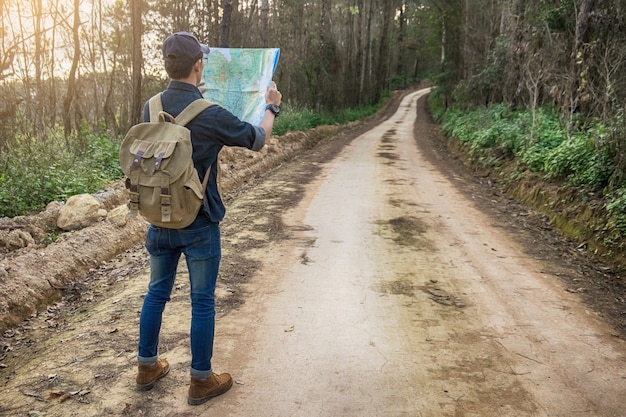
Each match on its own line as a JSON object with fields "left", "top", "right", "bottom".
{"left": 375, "top": 0, "right": 394, "bottom": 102}
{"left": 260, "top": 0, "right": 269, "bottom": 45}
{"left": 396, "top": 1, "right": 404, "bottom": 85}
{"left": 316, "top": 0, "right": 333, "bottom": 111}
{"left": 104, "top": 26, "right": 122, "bottom": 138}
{"left": 63, "top": 0, "right": 81, "bottom": 137}
{"left": 220, "top": 0, "right": 232, "bottom": 47}
{"left": 48, "top": 1, "right": 59, "bottom": 127}
{"left": 129, "top": 0, "right": 143, "bottom": 126}
{"left": 440, "top": 11, "right": 446, "bottom": 66}
{"left": 33, "top": 0, "right": 43, "bottom": 132}
{"left": 360, "top": 0, "right": 372, "bottom": 104}
{"left": 569, "top": 0, "right": 597, "bottom": 114}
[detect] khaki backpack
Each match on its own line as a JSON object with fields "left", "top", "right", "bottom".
{"left": 119, "top": 93, "right": 214, "bottom": 229}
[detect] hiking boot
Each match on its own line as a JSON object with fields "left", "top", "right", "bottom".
{"left": 188, "top": 372, "right": 233, "bottom": 405}
{"left": 136, "top": 358, "right": 170, "bottom": 391}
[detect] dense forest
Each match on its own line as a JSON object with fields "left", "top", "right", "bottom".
{"left": 0, "top": 0, "right": 439, "bottom": 142}
{"left": 1, "top": 0, "right": 625, "bottom": 264}
{"left": 2, "top": 1, "right": 624, "bottom": 139}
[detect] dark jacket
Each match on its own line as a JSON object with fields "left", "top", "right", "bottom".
{"left": 143, "top": 81, "right": 265, "bottom": 222}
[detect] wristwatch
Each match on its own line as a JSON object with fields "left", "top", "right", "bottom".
{"left": 265, "top": 103, "right": 280, "bottom": 117}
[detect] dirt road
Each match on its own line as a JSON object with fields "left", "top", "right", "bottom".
{"left": 1, "top": 88, "right": 625, "bottom": 416}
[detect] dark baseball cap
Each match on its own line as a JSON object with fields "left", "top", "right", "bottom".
{"left": 162, "top": 32, "right": 210, "bottom": 62}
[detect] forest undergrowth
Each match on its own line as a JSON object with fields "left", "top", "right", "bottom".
{"left": 428, "top": 90, "right": 626, "bottom": 274}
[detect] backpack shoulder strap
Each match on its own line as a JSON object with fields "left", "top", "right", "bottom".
{"left": 176, "top": 98, "right": 217, "bottom": 194}
{"left": 175, "top": 99, "right": 215, "bottom": 126}
{"left": 148, "top": 93, "right": 163, "bottom": 122}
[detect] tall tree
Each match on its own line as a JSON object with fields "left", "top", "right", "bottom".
{"left": 63, "top": 0, "right": 81, "bottom": 137}
{"left": 315, "top": 0, "right": 335, "bottom": 110}
{"left": 374, "top": 0, "right": 395, "bottom": 102}
{"left": 220, "top": 0, "right": 233, "bottom": 47}
{"left": 129, "top": 0, "right": 143, "bottom": 125}
{"left": 260, "top": 0, "right": 270, "bottom": 45}
{"left": 32, "top": 0, "right": 44, "bottom": 131}
{"left": 360, "top": 0, "right": 373, "bottom": 104}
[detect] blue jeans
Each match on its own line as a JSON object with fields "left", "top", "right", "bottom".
{"left": 137, "top": 214, "right": 221, "bottom": 380}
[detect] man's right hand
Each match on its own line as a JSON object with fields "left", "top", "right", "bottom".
{"left": 266, "top": 81, "right": 282, "bottom": 106}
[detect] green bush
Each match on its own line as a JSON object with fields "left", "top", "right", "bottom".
{"left": 517, "top": 110, "right": 566, "bottom": 171}
{"left": 426, "top": 88, "right": 446, "bottom": 122}
{"left": 442, "top": 108, "right": 479, "bottom": 145}
{"left": 436, "top": 98, "right": 626, "bottom": 257}
{"left": 0, "top": 127, "right": 122, "bottom": 218}
{"left": 439, "top": 103, "right": 619, "bottom": 189}
{"left": 543, "top": 128, "right": 614, "bottom": 188}
{"left": 442, "top": 104, "right": 520, "bottom": 155}
{"left": 272, "top": 104, "right": 322, "bottom": 136}
{"left": 442, "top": 104, "right": 570, "bottom": 170}
{"left": 543, "top": 133, "right": 594, "bottom": 181}
{"left": 273, "top": 102, "right": 379, "bottom": 137}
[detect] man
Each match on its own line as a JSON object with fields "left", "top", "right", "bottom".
{"left": 135, "top": 31, "right": 282, "bottom": 406}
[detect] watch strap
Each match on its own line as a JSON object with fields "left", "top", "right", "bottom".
{"left": 265, "top": 104, "right": 280, "bottom": 117}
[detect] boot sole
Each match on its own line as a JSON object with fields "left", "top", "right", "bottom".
{"left": 187, "top": 379, "right": 233, "bottom": 405}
